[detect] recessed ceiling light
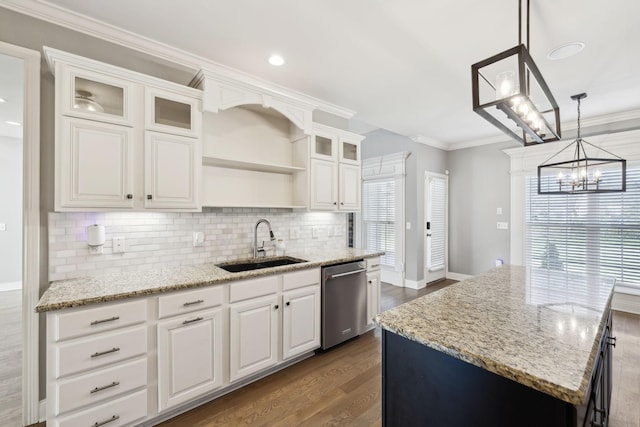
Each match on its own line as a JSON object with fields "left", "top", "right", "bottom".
{"left": 0, "top": 97, "right": 6, "bottom": 103}
{"left": 268, "top": 54, "right": 285, "bottom": 66}
{"left": 5, "top": 121, "right": 21, "bottom": 126}
{"left": 547, "top": 42, "right": 585, "bottom": 60}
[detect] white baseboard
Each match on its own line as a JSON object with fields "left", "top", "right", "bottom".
{"left": 381, "top": 270, "right": 403, "bottom": 287}
{"left": 446, "top": 272, "right": 473, "bottom": 281}
{"left": 0, "top": 281, "right": 21, "bottom": 291}
{"left": 39, "top": 399, "right": 46, "bottom": 422}
{"left": 612, "top": 291, "right": 640, "bottom": 315}
{"left": 404, "top": 279, "right": 425, "bottom": 290}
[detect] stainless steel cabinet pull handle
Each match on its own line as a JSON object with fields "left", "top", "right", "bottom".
{"left": 327, "top": 268, "right": 367, "bottom": 280}
{"left": 182, "top": 317, "right": 203, "bottom": 325}
{"left": 92, "top": 415, "right": 120, "bottom": 427}
{"left": 91, "top": 347, "right": 120, "bottom": 358}
{"left": 183, "top": 299, "right": 204, "bottom": 307}
{"left": 90, "top": 381, "right": 120, "bottom": 394}
{"left": 90, "top": 316, "right": 120, "bottom": 326}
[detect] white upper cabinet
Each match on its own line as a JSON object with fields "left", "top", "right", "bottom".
{"left": 307, "top": 123, "right": 364, "bottom": 212}
{"left": 45, "top": 47, "right": 203, "bottom": 212}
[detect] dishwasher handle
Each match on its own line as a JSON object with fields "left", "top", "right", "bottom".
{"left": 326, "top": 268, "right": 367, "bottom": 280}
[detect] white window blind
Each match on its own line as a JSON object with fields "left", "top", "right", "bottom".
{"left": 363, "top": 179, "right": 396, "bottom": 268}
{"left": 526, "top": 166, "right": 640, "bottom": 289}
{"left": 427, "top": 176, "right": 446, "bottom": 272}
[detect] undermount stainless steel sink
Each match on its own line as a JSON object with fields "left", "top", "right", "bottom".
{"left": 216, "top": 256, "right": 307, "bottom": 273}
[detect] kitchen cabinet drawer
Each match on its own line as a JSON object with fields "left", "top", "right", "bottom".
{"left": 54, "top": 358, "right": 147, "bottom": 415}
{"left": 52, "top": 389, "right": 147, "bottom": 427}
{"left": 282, "top": 268, "right": 320, "bottom": 291}
{"left": 158, "top": 286, "right": 223, "bottom": 319}
{"left": 229, "top": 276, "right": 279, "bottom": 303}
{"left": 366, "top": 257, "right": 381, "bottom": 270}
{"left": 53, "top": 299, "right": 147, "bottom": 342}
{"left": 54, "top": 325, "right": 147, "bottom": 378}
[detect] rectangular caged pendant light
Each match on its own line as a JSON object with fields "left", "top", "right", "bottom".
{"left": 471, "top": 0, "right": 561, "bottom": 146}
{"left": 537, "top": 93, "right": 626, "bottom": 194}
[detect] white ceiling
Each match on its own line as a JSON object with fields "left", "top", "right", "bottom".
{"left": 16, "top": 0, "right": 640, "bottom": 145}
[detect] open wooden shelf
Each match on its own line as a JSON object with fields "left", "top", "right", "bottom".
{"left": 202, "top": 156, "right": 305, "bottom": 175}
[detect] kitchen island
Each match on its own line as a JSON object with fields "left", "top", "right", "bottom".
{"left": 374, "top": 265, "right": 615, "bottom": 427}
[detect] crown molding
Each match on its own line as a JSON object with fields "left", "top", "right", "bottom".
{"left": 409, "top": 134, "right": 449, "bottom": 151}
{"left": 449, "top": 108, "right": 640, "bottom": 151}
{"left": 2, "top": 0, "right": 356, "bottom": 119}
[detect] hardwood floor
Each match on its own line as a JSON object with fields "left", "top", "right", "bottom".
{"left": 0, "top": 289, "right": 22, "bottom": 427}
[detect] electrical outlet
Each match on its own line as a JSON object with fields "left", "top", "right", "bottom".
{"left": 327, "top": 227, "right": 334, "bottom": 237}
{"left": 113, "top": 237, "right": 126, "bottom": 253}
{"left": 312, "top": 227, "right": 320, "bottom": 238}
{"left": 193, "top": 231, "right": 205, "bottom": 247}
{"left": 497, "top": 207, "right": 503, "bottom": 215}
{"left": 0, "top": 223, "right": 6, "bottom": 231}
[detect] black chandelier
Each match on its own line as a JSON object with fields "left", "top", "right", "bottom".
{"left": 537, "top": 93, "right": 626, "bottom": 194}
{"left": 471, "top": 0, "right": 561, "bottom": 145}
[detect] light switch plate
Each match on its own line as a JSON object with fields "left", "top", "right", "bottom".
{"left": 193, "top": 231, "right": 205, "bottom": 247}
{"left": 0, "top": 223, "right": 6, "bottom": 231}
{"left": 497, "top": 222, "right": 509, "bottom": 230}
{"left": 497, "top": 207, "right": 503, "bottom": 215}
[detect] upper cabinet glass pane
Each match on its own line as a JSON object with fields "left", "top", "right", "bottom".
{"left": 342, "top": 141, "right": 358, "bottom": 161}
{"left": 73, "top": 77, "right": 124, "bottom": 117}
{"left": 315, "top": 135, "right": 333, "bottom": 157}
{"left": 154, "top": 97, "right": 192, "bottom": 130}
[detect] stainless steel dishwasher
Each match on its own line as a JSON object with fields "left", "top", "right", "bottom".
{"left": 321, "top": 260, "right": 367, "bottom": 350}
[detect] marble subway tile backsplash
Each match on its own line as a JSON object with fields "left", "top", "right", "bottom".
{"left": 48, "top": 208, "right": 348, "bottom": 281}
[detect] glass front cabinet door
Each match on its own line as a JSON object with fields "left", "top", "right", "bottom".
{"left": 58, "top": 64, "right": 139, "bottom": 127}
{"left": 145, "top": 88, "right": 201, "bottom": 138}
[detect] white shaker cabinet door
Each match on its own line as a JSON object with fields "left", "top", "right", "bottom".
{"left": 310, "top": 158, "right": 338, "bottom": 210}
{"left": 144, "top": 131, "right": 200, "bottom": 210}
{"left": 57, "top": 116, "right": 135, "bottom": 210}
{"left": 339, "top": 163, "right": 361, "bottom": 211}
{"left": 157, "top": 308, "right": 223, "bottom": 411}
{"left": 282, "top": 285, "right": 321, "bottom": 360}
{"left": 229, "top": 295, "right": 279, "bottom": 382}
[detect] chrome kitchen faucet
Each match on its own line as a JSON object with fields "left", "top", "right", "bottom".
{"left": 254, "top": 218, "right": 276, "bottom": 258}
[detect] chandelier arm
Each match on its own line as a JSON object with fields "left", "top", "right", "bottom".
{"left": 579, "top": 139, "right": 627, "bottom": 160}
{"left": 539, "top": 140, "right": 579, "bottom": 165}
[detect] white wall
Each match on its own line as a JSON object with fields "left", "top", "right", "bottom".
{"left": 49, "top": 209, "right": 348, "bottom": 281}
{"left": 0, "top": 135, "right": 22, "bottom": 284}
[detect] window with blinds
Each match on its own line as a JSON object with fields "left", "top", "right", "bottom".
{"left": 363, "top": 179, "right": 396, "bottom": 267}
{"left": 526, "top": 166, "right": 640, "bottom": 289}
{"left": 427, "top": 176, "right": 446, "bottom": 272}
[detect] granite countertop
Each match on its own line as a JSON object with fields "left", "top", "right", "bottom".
{"left": 374, "top": 265, "right": 614, "bottom": 405}
{"left": 36, "top": 248, "right": 383, "bottom": 313}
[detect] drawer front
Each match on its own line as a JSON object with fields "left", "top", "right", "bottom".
{"left": 54, "top": 299, "right": 147, "bottom": 342}
{"left": 366, "top": 257, "right": 381, "bottom": 270}
{"left": 229, "top": 275, "right": 279, "bottom": 303}
{"left": 158, "top": 286, "right": 224, "bottom": 319}
{"left": 282, "top": 268, "right": 320, "bottom": 291}
{"left": 55, "top": 358, "right": 147, "bottom": 415}
{"left": 53, "top": 389, "right": 147, "bottom": 427}
{"left": 55, "top": 325, "right": 147, "bottom": 378}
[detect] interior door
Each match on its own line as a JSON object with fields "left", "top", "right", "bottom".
{"left": 424, "top": 172, "right": 448, "bottom": 283}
